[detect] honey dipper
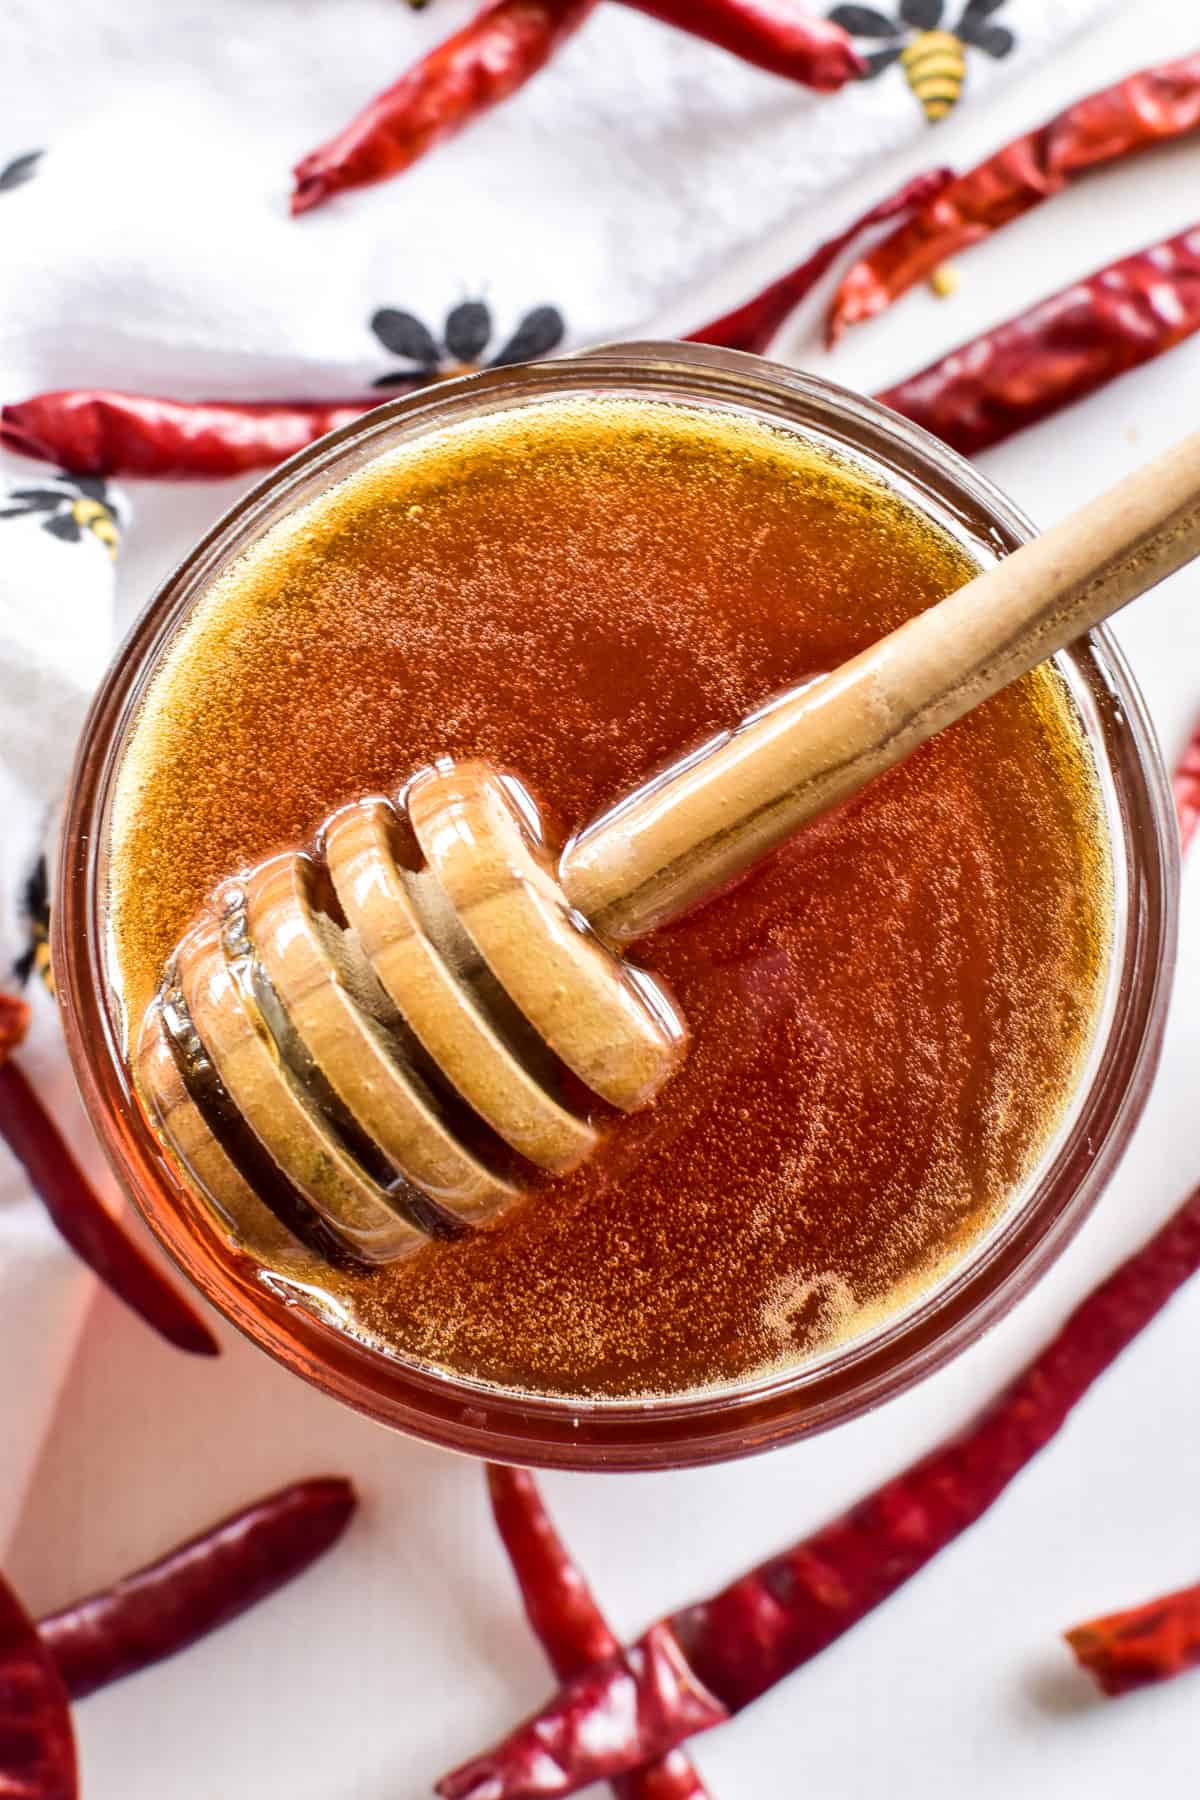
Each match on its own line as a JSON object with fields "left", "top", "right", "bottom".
{"left": 137, "top": 432, "right": 1200, "bottom": 1267}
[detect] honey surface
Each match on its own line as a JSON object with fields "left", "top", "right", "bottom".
{"left": 109, "top": 397, "right": 1111, "bottom": 1398}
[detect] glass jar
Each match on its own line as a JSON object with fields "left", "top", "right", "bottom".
{"left": 53, "top": 343, "right": 1179, "bottom": 1470}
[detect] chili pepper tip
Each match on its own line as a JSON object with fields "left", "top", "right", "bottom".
{"left": 103, "top": 1264, "right": 220, "bottom": 1358}
{"left": 0, "top": 1058, "right": 222, "bottom": 1356}
{"left": 289, "top": 171, "right": 328, "bottom": 217}
{"left": 0, "top": 998, "right": 216, "bottom": 1354}
{"left": 166, "top": 1306, "right": 222, "bottom": 1356}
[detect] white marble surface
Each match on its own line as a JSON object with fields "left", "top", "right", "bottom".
{"left": 9, "top": 4, "right": 1200, "bottom": 1797}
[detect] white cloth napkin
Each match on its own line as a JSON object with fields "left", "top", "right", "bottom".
{"left": 0, "top": 471, "right": 126, "bottom": 1549}
{"left": 0, "top": 0, "right": 1121, "bottom": 1549}
{"left": 1, "top": 0, "right": 1117, "bottom": 398}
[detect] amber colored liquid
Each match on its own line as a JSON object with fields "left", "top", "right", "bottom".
{"left": 109, "top": 398, "right": 1111, "bottom": 1399}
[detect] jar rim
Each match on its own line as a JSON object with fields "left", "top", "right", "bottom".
{"left": 52, "top": 344, "right": 1180, "bottom": 1469}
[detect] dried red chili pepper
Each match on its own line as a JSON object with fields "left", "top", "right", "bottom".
{"left": 0, "top": 1572, "right": 76, "bottom": 1800}
{"left": 1174, "top": 720, "right": 1200, "bottom": 854}
{"left": 0, "top": 391, "right": 381, "bottom": 480}
{"left": 439, "top": 1182, "right": 1200, "bottom": 1798}
{"left": 1066, "top": 1579, "right": 1200, "bottom": 1697}
{"left": 292, "top": 0, "right": 598, "bottom": 214}
{"left": 876, "top": 224, "right": 1200, "bottom": 458}
{"left": 618, "top": 0, "right": 862, "bottom": 91}
{"left": 829, "top": 53, "right": 1200, "bottom": 341}
{"left": 689, "top": 167, "right": 953, "bottom": 356}
{"left": 487, "top": 1466, "right": 712, "bottom": 1800}
{"left": 0, "top": 995, "right": 218, "bottom": 1356}
{"left": 488, "top": 1466, "right": 618, "bottom": 1675}
{"left": 37, "top": 1478, "right": 356, "bottom": 1701}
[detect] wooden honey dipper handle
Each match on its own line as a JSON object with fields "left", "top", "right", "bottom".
{"left": 561, "top": 430, "right": 1200, "bottom": 945}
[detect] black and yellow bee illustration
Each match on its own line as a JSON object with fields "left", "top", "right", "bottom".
{"left": 830, "top": 0, "right": 1015, "bottom": 123}
{"left": 14, "top": 856, "right": 54, "bottom": 996}
{"left": 0, "top": 473, "right": 121, "bottom": 557}
{"left": 370, "top": 299, "right": 566, "bottom": 389}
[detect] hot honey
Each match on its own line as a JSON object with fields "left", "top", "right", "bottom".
{"left": 109, "top": 397, "right": 1111, "bottom": 1399}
